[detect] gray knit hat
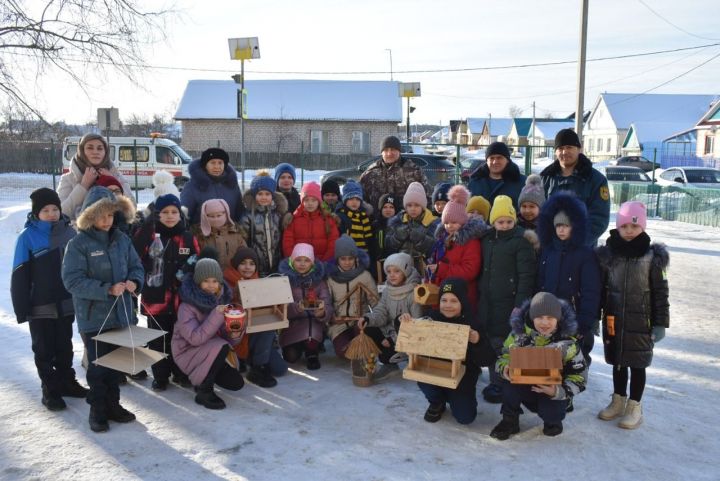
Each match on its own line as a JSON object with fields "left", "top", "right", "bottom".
{"left": 193, "top": 258, "right": 224, "bottom": 286}
{"left": 518, "top": 174, "right": 546, "bottom": 208}
{"left": 334, "top": 234, "right": 358, "bottom": 260}
{"left": 383, "top": 252, "right": 414, "bottom": 278}
{"left": 529, "top": 292, "right": 562, "bottom": 321}
{"left": 553, "top": 210, "right": 571, "bottom": 227}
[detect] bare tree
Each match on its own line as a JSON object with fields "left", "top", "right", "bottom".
{"left": 508, "top": 105, "right": 523, "bottom": 118}
{"left": 0, "top": 0, "right": 172, "bottom": 122}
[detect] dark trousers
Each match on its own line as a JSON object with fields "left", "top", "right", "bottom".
{"left": 147, "top": 314, "right": 182, "bottom": 382}
{"left": 249, "top": 331, "right": 287, "bottom": 376}
{"left": 613, "top": 366, "right": 646, "bottom": 402}
{"left": 501, "top": 383, "right": 568, "bottom": 425}
{"left": 200, "top": 345, "right": 244, "bottom": 391}
{"left": 364, "top": 325, "right": 398, "bottom": 364}
{"left": 418, "top": 381, "right": 478, "bottom": 425}
{"left": 28, "top": 316, "right": 76, "bottom": 396}
{"left": 83, "top": 330, "right": 124, "bottom": 407}
{"left": 579, "top": 334, "right": 595, "bottom": 366}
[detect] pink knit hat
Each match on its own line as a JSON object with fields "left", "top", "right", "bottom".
{"left": 200, "top": 198, "right": 232, "bottom": 236}
{"left": 616, "top": 201, "right": 647, "bottom": 230}
{"left": 300, "top": 181, "right": 322, "bottom": 202}
{"left": 290, "top": 242, "right": 315, "bottom": 263}
{"left": 403, "top": 181, "right": 427, "bottom": 208}
{"left": 441, "top": 185, "right": 470, "bottom": 225}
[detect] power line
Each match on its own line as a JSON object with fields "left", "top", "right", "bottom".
{"left": 637, "top": 0, "right": 720, "bottom": 42}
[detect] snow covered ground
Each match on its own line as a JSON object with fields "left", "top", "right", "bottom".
{"left": 0, "top": 174, "right": 719, "bottom": 481}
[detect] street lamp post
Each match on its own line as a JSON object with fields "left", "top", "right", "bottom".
{"left": 228, "top": 37, "right": 260, "bottom": 190}
{"left": 398, "top": 82, "right": 421, "bottom": 143}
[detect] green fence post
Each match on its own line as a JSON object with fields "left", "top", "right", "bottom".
{"left": 133, "top": 139, "right": 139, "bottom": 204}
{"left": 50, "top": 138, "right": 56, "bottom": 190}
{"left": 456, "top": 144, "right": 461, "bottom": 183}
{"left": 524, "top": 146, "right": 532, "bottom": 176}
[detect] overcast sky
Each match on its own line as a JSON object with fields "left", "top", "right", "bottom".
{"left": 22, "top": 0, "right": 720, "bottom": 125}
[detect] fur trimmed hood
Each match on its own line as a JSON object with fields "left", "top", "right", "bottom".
{"left": 433, "top": 217, "right": 489, "bottom": 244}
{"left": 188, "top": 158, "right": 240, "bottom": 191}
{"left": 509, "top": 297, "right": 578, "bottom": 338}
{"left": 76, "top": 186, "right": 136, "bottom": 231}
{"left": 537, "top": 192, "right": 588, "bottom": 249}
{"left": 242, "top": 189, "right": 289, "bottom": 216}
{"left": 470, "top": 158, "right": 522, "bottom": 182}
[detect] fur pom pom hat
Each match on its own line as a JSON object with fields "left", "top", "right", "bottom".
{"left": 250, "top": 170, "right": 277, "bottom": 195}
{"left": 441, "top": 185, "right": 470, "bottom": 225}
{"left": 153, "top": 170, "right": 180, "bottom": 198}
{"left": 518, "top": 174, "right": 546, "bottom": 208}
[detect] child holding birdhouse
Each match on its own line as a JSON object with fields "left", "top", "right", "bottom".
{"left": 595, "top": 201, "right": 669, "bottom": 430}
{"left": 326, "top": 235, "right": 379, "bottom": 358}
{"left": 61, "top": 186, "right": 144, "bottom": 433}
{"left": 223, "top": 247, "right": 287, "bottom": 388}
{"left": 174, "top": 258, "right": 245, "bottom": 410}
{"left": 490, "top": 292, "right": 587, "bottom": 440}
{"left": 400, "top": 278, "right": 482, "bottom": 425}
{"left": 278, "top": 243, "right": 334, "bottom": 370}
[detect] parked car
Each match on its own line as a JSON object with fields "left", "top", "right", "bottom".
{"left": 655, "top": 167, "right": 720, "bottom": 189}
{"left": 612, "top": 156, "right": 659, "bottom": 172}
{"left": 598, "top": 166, "right": 652, "bottom": 183}
{"left": 319, "top": 154, "right": 456, "bottom": 188}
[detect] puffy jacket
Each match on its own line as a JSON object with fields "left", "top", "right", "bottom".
{"left": 468, "top": 161, "right": 526, "bottom": 208}
{"left": 478, "top": 226, "right": 537, "bottom": 339}
{"left": 62, "top": 189, "right": 144, "bottom": 333}
{"left": 430, "top": 219, "right": 487, "bottom": 309}
{"left": 191, "top": 222, "right": 247, "bottom": 270}
{"left": 173, "top": 274, "right": 237, "bottom": 385}
{"left": 596, "top": 231, "right": 669, "bottom": 368}
{"left": 385, "top": 209, "right": 439, "bottom": 260}
{"left": 239, "top": 191, "right": 291, "bottom": 276}
{"left": 181, "top": 159, "right": 244, "bottom": 225}
{"left": 359, "top": 157, "right": 430, "bottom": 212}
{"left": 540, "top": 154, "right": 610, "bottom": 247}
{"left": 335, "top": 204, "right": 373, "bottom": 250}
{"left": 11, "top": 213, "right": 76, "bottom": 323}
{"left": 536, "top": 193, "right": 601, "bottom": 334}
{"left": 282, "top": 204, "right": 340, "bottom": 261}
{"left": 133, "top": 219, "right": 200, "bottom": 316}
{"left": 497, "top": 298, "right": 587, "bottom": 400}
{"left": 280, "top": 187, "right": 301, "bottom": 215}
{"left": 277, "top": 259, "right": 334, "bottom": 347}
{"left": 57, "top": 157, "right": 133, "bottom": 221}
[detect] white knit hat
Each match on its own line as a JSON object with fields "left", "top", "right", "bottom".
{"left": 153, "top": 170, "right": 180, "bottom": 199}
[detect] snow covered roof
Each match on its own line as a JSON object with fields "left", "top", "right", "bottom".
{"left": 467, "top": 117, "right": 514, "bottom": 137}
{"left": 625, "top": 121, "right": 697, "bottom": 146}
{"left": 530, "top": 120, "right": 575, "bottom": 139}
{"left": 594, "top": 93, "right": 718, "bottom": 129}
{"left": 697, "top": 99, "right": 720, "bottom": 125}
{"left": 174, "top": 80, "right": 403, "bottom": 122}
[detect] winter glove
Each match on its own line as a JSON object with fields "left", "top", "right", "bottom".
{"left": 651, "top": 326, "right": 666, "bottom": 343}
{"left": 394, "top": 224, "right": 410, "bottom": 241}
{"left": 408, "top": 227, "right": 426, "bottom": 244}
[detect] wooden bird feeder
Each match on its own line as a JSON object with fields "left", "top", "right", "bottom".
{"left": 508, "top": 346, "right": 563, "bottom": 385}
{"left": 238, "top": 276, "right": 294, "bottom": 333}
{"left": 395, "top": 318, "right": 470, "bottom": 389}
{"left": 414, "top": 283, "right": 439, "bottom": 306}
{"left": 92, "top": 325, "right": 167, "bottom": 375}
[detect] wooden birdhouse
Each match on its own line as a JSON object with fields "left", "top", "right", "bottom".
{"left": 508, "top": 346, "right": 563, "bottom": 385}
{"left": 395, "top": 318, "right": 470, "bottom": 389}
{"left": 238, "top": 276, "right": 294, "bottom": 333}
{"left": 92, "top": 325, "right": 167, "bottom": 375}
{"left": 414, "top": 282, "right": 439, "bottom": 306}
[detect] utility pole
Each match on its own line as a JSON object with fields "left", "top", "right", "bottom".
{"left": 575, "top": 0, "right": 589, "bottom": 138}
{"left": 386, "top": 49, "right": 393, "bottom": 81}
{"left": 488, "top": 113, "right": 492, "bottom": 146}
{"left": 532, "top": 101, "right": 536, "bottom": 162}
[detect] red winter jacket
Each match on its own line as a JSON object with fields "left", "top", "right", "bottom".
{"left": 282, "top": 204, "right": 339, "bottom": 261}
{"left": 431, "top": 219, "right": 487, "bottom": 310}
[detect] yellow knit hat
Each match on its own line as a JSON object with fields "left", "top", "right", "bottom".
{"left": 466, "top": 195, "right": 491, "bottom": 222}
{"left": 489, "top": 195, "right": 517, "bottom": 224}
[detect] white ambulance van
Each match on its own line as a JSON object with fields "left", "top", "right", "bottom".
{"left": 62, "top": 135, "right": 192, "bottom": 190}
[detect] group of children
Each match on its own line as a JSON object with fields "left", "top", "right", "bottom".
{"left": 11, "top": 161, "right": 670, "bottom": 439}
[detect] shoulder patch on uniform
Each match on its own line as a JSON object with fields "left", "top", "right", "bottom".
{"left": 600, "top": 186, "right": 610, "bottom": 201}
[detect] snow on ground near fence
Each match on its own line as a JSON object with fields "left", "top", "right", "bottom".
{"left": 0, "top": 174, "right": 719, "bottom": 480}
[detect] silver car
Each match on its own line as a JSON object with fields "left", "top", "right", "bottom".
{"left": 655, "top": 167, "right": 720, "bottom": 189}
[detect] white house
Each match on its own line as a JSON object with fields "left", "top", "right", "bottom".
{"left": 527, "top": 120, "right": 575, "bottom": 158}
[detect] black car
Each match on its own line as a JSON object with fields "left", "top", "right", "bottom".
{"left": 319, "top": 154, "right": 457, "bottom": 187}
{"left": 614, "top": 156, "right": 659, "bottom": 172}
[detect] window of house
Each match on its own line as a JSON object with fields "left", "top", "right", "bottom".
{"left": 310, "top": 130, "right": 329, "bottom": 154}
{"left": 607, "top": 138, "right": 613, "bottom": 152}
{"left": 351, "top": 131, "right": 370, "bottom": 154}
{"left": 705, "top": 135, "right": 715, "bottom": 155}
{"left": 597, "top": 138, "right": 603, "bottom": 152}
{"left": 119, "top": 146, "right": 149, "bottom": 162}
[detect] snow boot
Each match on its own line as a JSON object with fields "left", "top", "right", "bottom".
{"left": 490, "top": 414, "right": 520, "bottom": 440}
{"left": 106, "top": 400, "right": 136, "bottom": 423}
{"left": 423, "top": 401, "right": 446, "bottom": 423}
{"left": 237, "top": 359, "right": 248, "bottom": 374}
{"left": 306, "top": 353, "right": 321, "bottom": 371}
{"left": 247, "top": 364, "right": 277, "bottom": 388}
{"left": 543, "top": 422, "right": 563, "bottom": 437}
{"left": 129, "top": 370, "right": 148, "bottom": 381}
{"left": 61, "top": 378, "right": 89, "bottom": 398}
{"left": 618, "top": 399, "right": 643, "bottom": 429}
{"left": 152, "top": 378, "right": 169, "bottom": 391}
{"left": 195, "top": 386, "right": 226, "bottom": 410}
{"left": 89, "top": 405, "right": 109, "bottom": 433}
{"left": 374, "top": 363, "right": 400, "bottom": 381}
{"left": 42, "top": 393, "right": 67, "bottom": 412}
{"left": 172, "top": 373, "right": 192, "bottom": 388}
{"left": 482, "top": 383, "right": 503, "bottom": 404}
{"left": 598, "top": 393, "right": 627, "bottom": 421}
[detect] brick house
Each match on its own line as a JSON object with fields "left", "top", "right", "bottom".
{"left": 174, "top": 79, "right": 402, "bottom": 169}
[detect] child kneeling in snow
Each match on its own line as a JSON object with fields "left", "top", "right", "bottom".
{"left": 174, "top": 258, "right": 245, "bottom": 410}
{"left": 490, "top": 292, "right": 587, "bottom": 440}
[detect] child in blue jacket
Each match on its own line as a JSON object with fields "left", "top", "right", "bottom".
{"left": 12, "top": 188, "right": 87, "bottom": 412}
{"left": 62, "top": 186, "right": 144, "bottom": 433}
